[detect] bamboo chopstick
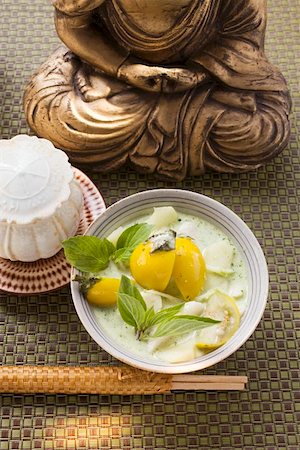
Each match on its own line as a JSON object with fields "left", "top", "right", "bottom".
{"left": 171, "top": 374, "right": 247, "bottom": 391}
{"left": 0, "top": 366, "right": 247, "bottom": 394}
{"left": 171, "top": 382, "right": 245, "bottom": 391}
{"left": 172, "top": 374, "right": 248, "bottom": 383}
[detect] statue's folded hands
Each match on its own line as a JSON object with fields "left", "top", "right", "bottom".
{"left": 117, "top": 60, "right": 209, "bottom": 94}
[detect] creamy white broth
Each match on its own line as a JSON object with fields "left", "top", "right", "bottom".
{"left": 91, "top": 208, "right": 248, "bottom": 363}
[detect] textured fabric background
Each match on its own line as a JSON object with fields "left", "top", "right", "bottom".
{"left": 0, "top": 1, "right": 299, "bottom": 449}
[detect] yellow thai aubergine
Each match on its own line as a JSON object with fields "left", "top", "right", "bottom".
{"left": 86, "top": 278, "right": 120, "bottom": 307}
{"left": 172, "top": 237, "right": 206, "bottom": 300}
{"left": 130, "top": 241, "right": 176, "bottom": 292}
{"left": 130, "top": 235, "right": 206, "bottom": 299}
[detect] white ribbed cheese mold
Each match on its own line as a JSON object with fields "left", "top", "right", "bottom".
{"left": 0, "top": 135, "right": 83, "bottom": 261}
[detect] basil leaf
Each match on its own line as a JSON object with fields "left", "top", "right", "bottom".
{"left": 116, "top": 276, "right": 221, "bottom": 342}
{"left": 142, "top": 306, "right": 156, "bottom": 330}
{"left": 102, "top": 238, "right": 115, "bottom": 256}
{"left": 119, "top": 275, "right": 146, "bottom": 310}
{"left": 63, "top": 236, "right": 115, "bottom": 273}
{"left": 117, "top": 275, "right": 148, "bottom": 331}
{"left": 118, "top": 293, "right": 146, "bottom": 330}
{"left": 151, "top": 315, "right": 220, "bottom": 338}
{"left": 116, "top": 223, "right": 152, "bottom": 250}
{"left": 148, "top": 303, "right": 184, "bottom": 327}
{"left": 112, "top": 247, "right": 133, "bottom": 264}
{"left": 112, "top": 223, "right": 153, "bottom": 264}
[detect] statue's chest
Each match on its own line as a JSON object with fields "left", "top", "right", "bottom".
{"left": 112, "top": 0, "right": 194, "bottom": 35}
{"left": 101, "top": 0, "right": 214, "bottom": 63}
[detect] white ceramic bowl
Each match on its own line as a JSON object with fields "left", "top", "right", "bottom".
{"left": 71, "top": 189, "right": 269, "bottom": 373}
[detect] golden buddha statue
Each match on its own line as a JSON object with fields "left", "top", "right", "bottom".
{"left": 24, "top": 0, "right": 291, "bottom": 180}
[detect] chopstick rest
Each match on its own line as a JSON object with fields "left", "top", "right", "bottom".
{"left": 0, "top": 366, "right": 247, "bottom": 394}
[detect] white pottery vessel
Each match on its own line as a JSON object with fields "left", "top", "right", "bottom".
{"left": 0, "top": 135, "right": 83, "bottom": 262}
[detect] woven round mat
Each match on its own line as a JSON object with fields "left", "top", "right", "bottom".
{"left": 0, "top": 0, "right": 299, "bottom": 448}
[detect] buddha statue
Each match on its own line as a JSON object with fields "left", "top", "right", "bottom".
{"left": 24, "top": 0, "right": 291, "bottom": 180}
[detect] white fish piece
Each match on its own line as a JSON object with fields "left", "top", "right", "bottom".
{"left": 147, "top": 336, "right": 171, "bottom": 353}
{"left": 176, "top": 220, "right": 199, "bottom": 242}
{"left": 0, "top": 135, "right": 83, "bottom": 261}
{"left": 182, "top": 301, "right": 205, "bottom": 316}
{"left": 204, "top": 272, "right": 229, "bottom": 293}
{"left": 148, "top": 206, "right": 178, "bottom": 230}
{"left": 203, "top": 240, "right": 235, "bottom": 275}
{"left": 154, "top": 333, "right": 197, "bottom": 363}
{"left": 142, "top": 291, "right": 162, "bottom": 312}
{"left": 197, "top": 288, "right": 219, "bottom": 301}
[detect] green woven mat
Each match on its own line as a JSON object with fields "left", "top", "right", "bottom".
{"left": 0, "top": 1, "right": 300, "bottom": 449}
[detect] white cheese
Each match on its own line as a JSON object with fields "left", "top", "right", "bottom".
{"left": 0, "top": 135, "right": 83, "bottom": 261}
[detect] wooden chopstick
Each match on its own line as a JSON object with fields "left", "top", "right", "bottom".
{"left": 172, "top": 374, "right": 248, "bottom": 383}
{"left": 171, "top": 374, "right": 247, "bottom": 391}
{"left": 0, "top": 366, "right": 247, "bottom": 394}
{"left": 172, "top": 383, "right": 245, "bottom": 391}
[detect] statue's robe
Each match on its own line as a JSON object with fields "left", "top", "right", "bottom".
{"left": 24, "top": 0, "right": 291, "bottom": 180}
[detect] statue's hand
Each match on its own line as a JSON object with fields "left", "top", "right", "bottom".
{"left": 161, "top": 67, "right": 208, "bottom": 93}
{"left": 118, "top": 62, "right": 208, "bottom": 93}
{"left": 74, "top": 68, "right": 104, "bottom": 102}
{"left": 52, "top": 0, "right": 105, "bottom": 15}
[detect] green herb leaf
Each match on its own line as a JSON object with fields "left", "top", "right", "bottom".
{"left": 119, "top": 275, "right": 146, "bottom": 310}
{"left": 151, "top": 315, "right": 220, "bottom": 339}
{"left": 62, "top": 236, "right": 115, "bottom": 273}
{"left": 118, "top": 293, "right": 146, "bottom": 330}
{"left": 147, "top": 303, "right": 184, "bottom": 327}
{"left": 116, "top": 223, "right": 152, "bottom": 250}
{"left": 114, "top": 222, "right": 152, "bottom": 261}
{"left": 112, "top": 247, "right": 133, "bottom": 264}
{"left": 117, "top": 276, "right": 147, "bottom": 331}
{"left": 142, "top": 306, "right": 156, "bottom": 329}
{"left": 117, "top": 278, "right": 220, "bottom": 342}
{"left": 102, "top": 238, "right": 116, "bottom": 256}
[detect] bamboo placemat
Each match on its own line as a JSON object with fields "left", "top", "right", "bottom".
{"left": 0, "top": 0, "right": 300, "bottom": 448}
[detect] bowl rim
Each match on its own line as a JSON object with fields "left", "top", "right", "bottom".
{"left": 71, "top": 189, "right": 269, "bottom": 374}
